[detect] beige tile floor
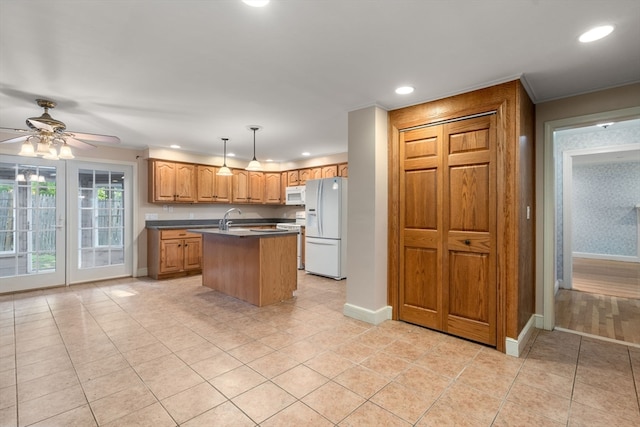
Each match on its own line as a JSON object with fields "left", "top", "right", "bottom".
{"left": 1, "top": 272, "right": 639, "bottom": 426}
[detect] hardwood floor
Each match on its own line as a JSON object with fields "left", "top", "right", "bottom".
{"left": 572, "top": 257, "right": 640, "bottom": 299}
{"left": 555, "top": 258, "right": 640, "bottom": 345}
{"left": 555, "top": 289, "right": 640, "bottom": 344}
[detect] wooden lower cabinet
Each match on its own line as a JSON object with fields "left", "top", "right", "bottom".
{"left": 148, "top": 229, "right": 202, "bottom": 279}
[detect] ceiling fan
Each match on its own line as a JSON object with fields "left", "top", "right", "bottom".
{"left": 0, "top": 98, "right": 120, "bottom": 160}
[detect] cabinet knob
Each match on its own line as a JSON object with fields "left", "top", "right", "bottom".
{"left": 464, "top": 239, "right": 471, "bottom": 245}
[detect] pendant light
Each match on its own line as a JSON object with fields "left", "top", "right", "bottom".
{"left": 245, "top": 125, "right": 263, "bottom": 171}
{"left": 217, "top": 137, "right": 233, "bottom": 176}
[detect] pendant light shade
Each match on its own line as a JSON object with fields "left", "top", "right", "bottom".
{"left": 245, "top": 126, "right": 263, "bottom": 171}
{"left": 217, "top": 137, "right": 233, "bottom": 176}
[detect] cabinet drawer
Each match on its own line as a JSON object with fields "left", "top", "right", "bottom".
{"left": 160, "top": 229, "right": 200, "bottom": 240}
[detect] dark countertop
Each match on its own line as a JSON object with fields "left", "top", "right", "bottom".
{"left": 188, "top": 228, "right": 298, "bottom": 238}
{"left": 146, "top": 218, "right": 294, "bottom": 230}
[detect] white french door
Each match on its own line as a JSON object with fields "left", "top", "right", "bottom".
{"left": 0, "top": 157, "right": 66, "bottom": 292}
{"left": 0, "top": 156, "right": 133, "bottom": 293}
{"left": 67, "top": 162, "right": 133, "bottom": 284}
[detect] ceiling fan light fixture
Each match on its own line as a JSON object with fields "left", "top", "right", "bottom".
{"left": 18, "top": 140, "right": 36, "bottom": 157}
{"left": 58, "top": 142, "right": 75, "bottom": 159}
{"left": 43, "top": 146, "right": 59, "bottom": 160}
{"left": 35, "top": 140, "right": 52, "bottom": 156}
{"left": 245, "top": 126, "right": 263, "bottom": 171}
{"left": 217, "top": 137, "right": 234, "bottom": 176}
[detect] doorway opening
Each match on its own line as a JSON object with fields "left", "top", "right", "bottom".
{"left": 544, "top": 111, "right": 640, "bottom": 346}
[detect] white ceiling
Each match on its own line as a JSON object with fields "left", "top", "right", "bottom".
{"left": 1, "top": 0, "right": 639, "bottom": 164}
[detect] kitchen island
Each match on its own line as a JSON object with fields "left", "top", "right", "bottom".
{"left": 189, "top": 228, "right": 298, "bottom": 307}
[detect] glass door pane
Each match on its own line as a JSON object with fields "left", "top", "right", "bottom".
{"left": 0, "top": 158, "right": 65, "bottom": 292}
{"left": 69, "top": 162, "right": 132, "bottom": 283}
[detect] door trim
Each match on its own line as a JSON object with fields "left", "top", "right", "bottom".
{"left": 542, "top": 106, "right": 640, "bottom": 331}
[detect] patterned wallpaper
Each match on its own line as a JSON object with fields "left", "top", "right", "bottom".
{"left": 554, "top": 121, "right": 640, "bottom": 281}
{"left": 573, "top": 162, "right": 640, "bottom": 256}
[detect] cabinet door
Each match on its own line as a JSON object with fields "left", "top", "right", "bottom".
{"left": 287, "top": 170, "right": 299, "bottom": 186}
{"left": 197, "top": 165, "right": 216, "bottom": 202}
{"left": 152, "top": 161, "right": 177, "bottom": 202}
{"left": 183, "top": 238, "right": 202, "bottom": 271}
{"left": 175, "top": 163, "right": 196, "bottom": 202}
{"left": 248, "top": 171, "right": 264, "bottom": 203}
{"left": 321, "top": 165, "right": 337, "bottom": 178}
{"left": 232, "top": 169, "right": 250, "bottom": 203}
{"left": 309, "top": 167, "right": 322, "bottom": 180}
{"left": 264, "top": 172, "right": 282, "bottom": 204}
{"left": 160, "top": 239, "right": 183, "bottom": 273}
{"left": 298, "top": 169, "right": 311, "bottom": 184}
{"left": 443, "top": 115, "right": 497, "bottom": 346}
{"left": 215, "top": 171, "right": 232, "bottom": 203}
{"left": 338, "top": 163, "right": 348, "bottom": 177}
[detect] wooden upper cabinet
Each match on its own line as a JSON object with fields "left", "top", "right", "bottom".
{"left": 248, "top": 171, "right": 265, "bottom": 203}
{"left": 286, "top": 170, "right": 300, "bottom": 186}
{"left": 338, "top": 163, "right": 348, "bottom": 177}
{"left": 149, "top": 160, "right": 196, "bottom": 203}
{"left": 233, "top": 169, "right": 264, "bottom": 203}
{"left": 321, "top": 165, "right": 337, "bottom": 178}
{"left": 232, "top": 169, "right": 250, "bottom": 203}
{"left": 197, "top": 165, "right": 232, "bottom": 203}
{"left": 299, "top": 167, "right": 322, "bottom": 184}
{"left": 264, "top": 172, "right": 282, "bottom": 204}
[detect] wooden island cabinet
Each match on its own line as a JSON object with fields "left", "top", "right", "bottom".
{"left": 192, "top": 228, "right": 298, "bottom": 307}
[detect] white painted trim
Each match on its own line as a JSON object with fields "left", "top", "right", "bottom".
{"left": 562, "top": 150, "right": 574, "bottom": 290}
{"left": 542, "top": 106, "right": 640, "bottom": 332}
{"left": 573, "top": 252, "right": 639, "bottom": 263}
{"left": 136, "top": 267, "right": 148, "bottom": 278}
{"left": 505, "top": 314, "right": 540, "bottom": 357}
{"left": 343, "top": 303, "right": 392, "bottom": 325}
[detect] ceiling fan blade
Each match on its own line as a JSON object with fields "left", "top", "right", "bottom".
{"left": 27, "top": 119, "right": 55, "bottom": 133}
{"left": 64, "top": 136, "right": 97, "bottom": 149}
{"left": 65, "top": 131, "right": 120, "bottom": 144}
{"left": 0, "top": 135, "right": 29, "bottom": 144}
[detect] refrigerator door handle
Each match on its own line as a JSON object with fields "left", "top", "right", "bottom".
{"left": 317, "top": 180, "right": 323, "bottom": 237}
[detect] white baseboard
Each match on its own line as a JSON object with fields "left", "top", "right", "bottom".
{"left": 573, "top": 252, "right": 639, "bottom": 263}
{"left": 343, "top": 303, "right": 392, "bottom": 325}
{"left": 505, "top": 314, "right": 541, "bottom": 357}
{"left": 136, "top": 267, "right": 148, "bottom": 277}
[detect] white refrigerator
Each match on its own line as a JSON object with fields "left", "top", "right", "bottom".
{"left": 305, "top": 177, "right": 347, "bottom": 279}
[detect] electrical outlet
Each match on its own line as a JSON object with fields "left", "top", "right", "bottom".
{"left": 189, "top": 213, "right": 194, "bottom": 219}
{"left": 145, "top": 213, "right": 159, "bottom": 220}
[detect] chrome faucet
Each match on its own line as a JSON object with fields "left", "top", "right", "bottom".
{"left": 219, "top": 208, "right": 242, "bottom": 231}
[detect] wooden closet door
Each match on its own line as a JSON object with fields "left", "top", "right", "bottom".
{"left": 443, "top": 115, "right": 497, "bottom": 345}
{"left": 398, "top": 126, "right": 444, "bottom": 330}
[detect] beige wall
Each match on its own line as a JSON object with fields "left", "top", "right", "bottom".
{"left": 534, "top": 82, "right": 640, "bottom": 315}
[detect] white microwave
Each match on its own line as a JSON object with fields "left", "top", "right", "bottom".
{"left": 285, "top": 185, "right": 306, "bottom": 205}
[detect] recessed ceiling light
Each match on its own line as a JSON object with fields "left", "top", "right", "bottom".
{"left": 395, "top": 86, "right": 414, "bottom": 95}
{"left": 228, "top": 153, "right": 236, "bottom": 157}
{"left": 242, "top": 0, "right": 270, "bottom": 7}
{"left": 266, "top": 159, "right": 274, "bottom": 162}
{"left": 302, "top": 152, "right": 310, "bottom": 156}
{"left": 170, "top": 144, "right": 181, "bottom": 149}
{"left": 579, "top": 25, "right": 614, "bottom": 43}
